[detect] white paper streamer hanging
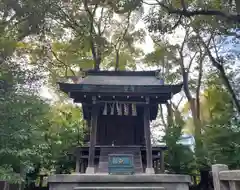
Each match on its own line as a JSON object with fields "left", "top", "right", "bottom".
{"left": 110, "top": 103, "right": 115, "bottom": 115}
{"left": 116, "top": 102, "right": 120, "bottom": 115}
{"left": 119, "top": 103, "right": 122, "bottom": 116}
{"left": 103, "top": 103, "right": 107, "bottom": 115}
{"left": 116, "top": 102, "right": 122, "bottom": 116}
{"left": 132, "top": 103, "right": 137, "bottom": 116}
{"left": 124, "top": 103, "right": 129, "bottom": 116}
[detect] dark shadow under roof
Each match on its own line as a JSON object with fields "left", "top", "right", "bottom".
{"left": 85, "top": 70, "right": 159, "bottom": 76}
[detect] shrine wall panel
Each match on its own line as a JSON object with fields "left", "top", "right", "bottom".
{"left": 96, "top": 114, "right": 144, "bottom": 146}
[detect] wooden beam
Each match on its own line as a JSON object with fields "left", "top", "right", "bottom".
{"left": 143, "top": 102, "right": 154, "bottom": 174}
{"left": 96, "top": 100, "right": 148, "bottom": 104}
{"left": 160, "top": 150, "right": 165, "bottom": 173}
{"left": 86, "top": 96, "right": 98, "bottom": 174}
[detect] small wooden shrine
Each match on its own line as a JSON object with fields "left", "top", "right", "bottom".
{"left": 58, "top": 70, "right": 182, "bottom": 174}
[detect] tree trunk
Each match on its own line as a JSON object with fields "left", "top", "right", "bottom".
{"left": 180, "top": 53, "right": 202, "bottom": 162}
{"left": 159, "top": 104, "right": 168, "bottom": 129}
{"left": 198, "top": 169, "right": 212, "bottom": 190}
{"left": 19, "top": 165, "right": 26, "bottom": 190}
{"left": 115, "top": 50, "right": 120, "bottom": 71}
{"left": 236, "top": 0, "right": 240, "bottom": 14}
{"left": 166, "top": 102, "right": 173, "bottom": 127}
{"left": 95, "top": 56, "right": 101, "bottom": 71}
{"left": 214, "top": 62, "right": 240, "bottom": 113}
{"left": 83, "top": 0, "right": 100, "bottom": 71}
{"left": 199, "top": 34, "right": 240, "bottom": 114}
{"left": 196, "top": 51, "right": 204, "bottom": 120}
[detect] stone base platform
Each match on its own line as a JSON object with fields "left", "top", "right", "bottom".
{"left": 48, "top": 174, "right": 191, "bottom": 190}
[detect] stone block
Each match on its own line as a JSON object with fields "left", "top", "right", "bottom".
{"left": 48, "top": 174, "right": 191, "bottom": 190}
{"left": 146, "top": 168, "right": 155, "bottom": 174}
{"left": 86, "top": 167, "right": 95, "bottom": 174}
{"left": 74, "top": 187, "right": 165, "bottom": 190}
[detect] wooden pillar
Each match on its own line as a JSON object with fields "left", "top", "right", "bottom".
{"left": 160, "top": 150, "right": 165, "bottom": 173}
{"left": 75, "top": 153, "right": 80, "bottom": 173}
{"left": 79, "top": 160, "right": 83, "bottom": 173}
{"left": 81, "top": 160, "right": 86, "bottom": 173}
{"left": 143, "top": 102, "right": 154, "bottom": 174}
{"left": 86, "top": 97, "right": 98, "bottom": 174}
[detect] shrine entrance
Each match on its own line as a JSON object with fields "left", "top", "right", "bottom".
{"left": 97, "top": 115, "right": 144, "bottom": 146}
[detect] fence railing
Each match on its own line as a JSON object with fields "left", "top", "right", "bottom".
{"left": 212, "top": 164, "right": 240, "bottom": 190}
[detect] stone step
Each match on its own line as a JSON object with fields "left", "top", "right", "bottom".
{"left": 74, "top": 187, "right": 165, "bottom": 190}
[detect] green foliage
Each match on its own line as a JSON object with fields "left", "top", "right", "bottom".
{"left": 0, "top": 62, "right": 49, "bottom": 182}
{"left": 144, "top": 0, "right": 240, "bottom": 179}
{"left": 0, "top": 165, "right": 22, "bottom": 183}
{"left": 203, "top": 119, "right": 240, "bottom": 169}
{"left": 42, "top": 103, "right": 86, "bottom": 172}
{"left": 0, "top": 0, "right": 145, "bottom": 183}
{"left": 182, "top": 76, "right": 234, "bottom": 134}
{"left": 163, "top": 124, "right": 195, "bottom": 174}
{"left": 1, "top": 0, "right": 240, "bottom": 187}
{"left": 0, "top": 56, "right": 85, "bottom": 182}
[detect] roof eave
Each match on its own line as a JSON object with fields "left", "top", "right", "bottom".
{"left": 58, "top": 82, "right": 183, "bottom": 95}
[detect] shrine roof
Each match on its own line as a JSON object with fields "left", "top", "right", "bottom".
{"left": 80, "top": 71, "right": 162, "bottom": 86}
{"left": 58, "top": 70, "right": 183, "bottom": 96}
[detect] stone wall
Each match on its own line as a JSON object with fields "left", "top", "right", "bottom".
{"left": 212, "top": 164, "right": 240, "bottom": 190}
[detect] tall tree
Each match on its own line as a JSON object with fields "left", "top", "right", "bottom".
{"left": 145, "top": 0, "right": 240, "bottom": 114}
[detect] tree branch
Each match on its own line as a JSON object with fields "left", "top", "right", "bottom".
{"left": 198, "top": 34, "right": 240, "bottom": 114}
{"left": 155, "top": 0, "right": 240, "bottom": 23}
{"left": 172, "top": 15, "right": 183, "bottom": 30}
{"left": 171, "top": 96, "right": 184, "bottom": 111}
{"left": 196, "top": 50, "right": 203, "bottom": 119}
{"left": 115, "top": 11, "right": 131, "bottom": 71}
{"left": 187, "top": 52, "right": 197, "bottom": 72}
{"left": 178, "top": 30, "right": 193, "bottom": 101}
{"left": 83, "top": 0, "right": 100, "bottom": 70}
{"left": 178, "top": 29, "right": 202, "bottom": 140}
{"left": 142, "top": 0, "right": 159, "bottom": 5}
{"left": 51, "top": 49, "right": 76, "bottom": 77}
{"left": 97, "top": 7, "right": 104, "bottom": 35}
{"left": 180, "top": 0, "right": 187, "bottom": 10}
{"left": 195, "top": 34, "right": 212, "bottom": 119}
{"left": 166, "top": 101, "right": 173, "bottom": 126}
